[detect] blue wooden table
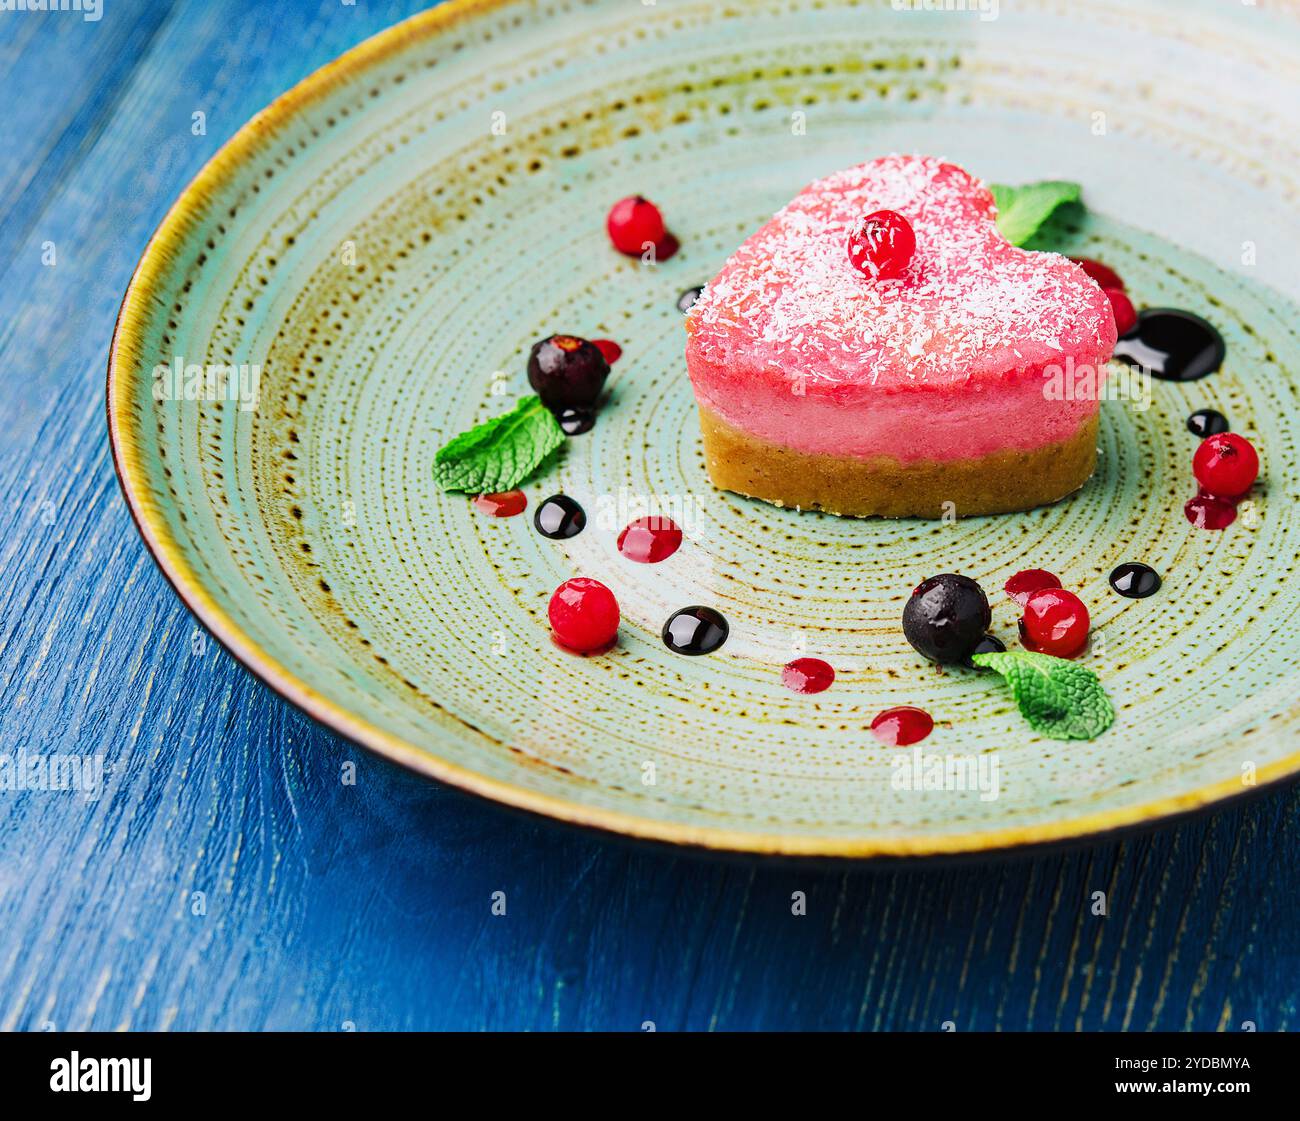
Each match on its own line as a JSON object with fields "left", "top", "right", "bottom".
{"left": 1, "top": 0, "right": 1296, "bottom": 1032}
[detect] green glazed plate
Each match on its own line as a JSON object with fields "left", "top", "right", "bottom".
{"left": 108, "top": 0, "right": 1300, "bottom": 857}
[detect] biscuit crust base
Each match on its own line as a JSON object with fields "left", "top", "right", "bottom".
{"left": 698, "top": 407, "right": 1098, "bottom": 518}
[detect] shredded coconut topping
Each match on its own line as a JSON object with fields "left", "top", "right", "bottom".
{"left": 686, "top": 154, "right": 1112, "bottom": 391}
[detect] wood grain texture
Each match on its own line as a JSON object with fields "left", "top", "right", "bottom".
{"left": 1, "top": 0, "right": 1297, "bottom": 1031}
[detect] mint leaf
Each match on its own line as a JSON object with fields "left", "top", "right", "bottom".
{"left": 434, "top": 395, "right": 564, "bottom": 493}
{"left": 971, "top": 649, "right": 1114, "bottom": 741}
{"left": 989, "top": 180, "right": 1081, "bottom": 246}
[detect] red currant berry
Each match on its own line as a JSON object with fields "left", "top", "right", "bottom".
{"left": 548, "top": 577, "right": 620, "bottom": 653}
{"left": 847, "top": 209, "right": 915, "bottom": 281}
{"left": 1192, "top": 433, "right": 1259, "bottom": 499}
{"left": 591, "top": 338, "right": 622, "bottom": 364}
{"left": 1021, "top": 588, "right": 1090, "bottom": 658}
{"left": 606, "top": 196, "right": 666, "bottom": 256}
{"left": 1070, "top": 257, "right": 1125, "bottom": 291}
{"left": 1104, "top": 287, "right": 1137, "bottom": 337}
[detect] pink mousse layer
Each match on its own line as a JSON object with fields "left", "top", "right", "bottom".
{"left": 685, "top": 155, "right": 1117, "bottom": 463}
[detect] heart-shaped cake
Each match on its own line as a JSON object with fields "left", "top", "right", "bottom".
{"left": 684, "top": 154, "right": 1117, "bottom": 517}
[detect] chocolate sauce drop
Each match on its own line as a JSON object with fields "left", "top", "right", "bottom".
{"left": 677, "top": 286, "right": 704, "bottom": 313}
{"left": 1113, "top": 308, "right": 1225, "bottom": 382}
{"left": 1109, "top": 562, "right": 1161, "bottom": 599}
{"left": 966, "top": 634, "right": 1006, "bottom": 667}
{"left": 662, "top": 606, "right": 728, "bottom": 655}
{"left": 557, "top": 407, "right": 596, "bottom": 435}
{"left": 1187, "top": 408, "right": 1229, "bottom": 438}
{"left": 534, "top": 495, "right": 586, "bottom": 540}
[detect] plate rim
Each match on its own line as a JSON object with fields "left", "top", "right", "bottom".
{"left": 105, "top": 0, "right": 1300, "bottom": 858}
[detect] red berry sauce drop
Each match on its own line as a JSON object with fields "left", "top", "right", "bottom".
{"left": 1004, "top": 569, "right": 1061, "bottom": 606}
{"left": 592, "top": 339, "right": 622, "bottom": 364}
{"left": 653, "top": 232, "right": 681, "bottom": 262}
{"left": 617, "top": 516, "right": 683, "bottom": 563}
{"left": 1184, "top": 493, "right": 1238, "bottom": 530}
{"left": 473, "top": 490, "right": 527, "bottom": 517}
{"left": 781, "top": 657, "right": 835, "bottom": 695}
{"left": 870, "top": 706, "right": 933, "bottom": 747}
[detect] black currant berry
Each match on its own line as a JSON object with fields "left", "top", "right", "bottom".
{"left": 902, "top": 574, "right": 992, "bottom": 664}
{"left": 527, "top": 335, "right": 610, "bottom": 410}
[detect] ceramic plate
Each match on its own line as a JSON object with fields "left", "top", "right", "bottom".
{"left": 108, "top": 0, "right": 1300, "bottom": 857}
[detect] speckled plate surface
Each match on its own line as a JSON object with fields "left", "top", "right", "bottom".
{"left": 108, "top": 0, "right": 1300, "bottom": 857}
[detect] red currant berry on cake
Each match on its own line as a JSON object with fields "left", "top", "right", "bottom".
{"left": 606, "top": 196, "right": 666, "bottom": 256}
{"left": 847, "top": 209, "right": 915, "bottom": 281}
{"left": 548, "top": 577, "right": 620, "bottom": 653}
{"left": 1104, "top": 287, "right": 1137, "bottom": 337}
{"left": 1021, "top": 588, "right": 1090, "bottom": 658}
{"left": 1192, "top": 433, "right": 1259, "bottom": 498}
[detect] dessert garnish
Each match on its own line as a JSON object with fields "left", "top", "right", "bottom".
{"left": 1004, "top": 568, "right": 1061, "bottom": 606}
{"left": 1113, "top": 308, "right": 1225, "bottom": 381}
{"left": 970, "top": 650, "right": 1114, "bottom": 741}
{"left": 903, "top": 574, "right": 992, "bottom": 664}
{"left": 1184, "top": 432, "right": 1260, "bottom": 531}
{"left": 436, "top": 333, "right": 615, "bottom": 493}
{"left": 662, "top": 606, "right": 729, "bottom": 656}
{"left": 987, "top": 179, "right": 1080, "bottom": 245}
{"left": 870, "top": 706, "right": 933, "bottom": 746}
{"left": 846, "top": 208, "right": 915, "bottom": 280}
{"left": 616, "top": 515, "right": 682, "bottom": 563}
{"left": 434, "top": 395, "right": 563, "bottom": 493}
{"left": 1109, "top": 562, "right": 1161, "bottom": 599}
{"left": 1187, "top": 408, "right": 1229, "bottom": 438}
{"left": 897, "top": 574, "right": 1112, "bottom": 738}
{"left": 534, "top": 494, "right": 586, "bottom": 539}
{"left": 782, "top": 657, "right": 835, "bottom": 694}
{"left": 1019, "top": 588, "right": 1090, "bottom": 658}
{"left": 549, "top": 578, "right": 620, "bottom": 653}
{"left": 473, "top": 490, "right": 527, "bottom": 517}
